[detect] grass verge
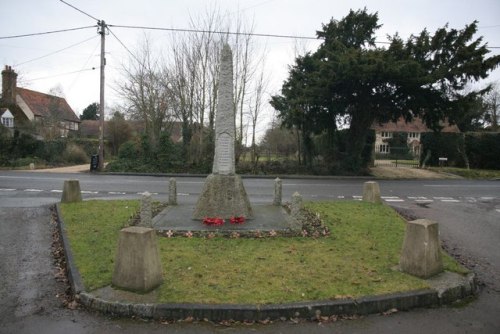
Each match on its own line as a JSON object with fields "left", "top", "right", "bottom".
{"left": 430, "top": 167, "right": 500, "bottom": 179}
{"left": 60, "top": 200, "right": 468, "bottom": 304}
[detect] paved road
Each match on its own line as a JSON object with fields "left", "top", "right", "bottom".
{"left": 1, "top": 171, "right": 499, "bottom": 206}
{"left": 0, "top": 171, "right": 499, "bottom": 333}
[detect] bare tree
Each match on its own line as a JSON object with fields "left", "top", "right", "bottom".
{"left": 248, "top": 62, "right": 269, "bottom": 166}
{"left": 484, "top": 82, "right": 499, "bottom": 131}
{"left": 115, "top": 36, "right": 175, "bottom": 150}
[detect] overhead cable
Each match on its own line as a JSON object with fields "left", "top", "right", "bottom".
{"left": 15, "top": 35, "right": 98, "bottom": 67}
{"left": 0, "top": 26, "right": 97, "bottom": 40}
{"left": 59, "top": 0, "right": 99, "bottom": 21}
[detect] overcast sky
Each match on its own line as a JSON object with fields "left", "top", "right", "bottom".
{"left": 1, "top": 0, "right": 499, "bottom": 137}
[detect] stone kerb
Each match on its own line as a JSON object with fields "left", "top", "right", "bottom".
{"left": 61, "top": 179, "right": 82, "bottom": 203}
{"left": 112, "top": 226, "right": 163, "bottom": 292}
{"left": 400, "top": 219, "right": 443, "bottom": 278}
{"left": 362, "top": 181, "right": 382, "bottom": 203}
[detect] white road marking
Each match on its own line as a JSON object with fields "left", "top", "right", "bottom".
{"left": 496, "top": 209, "right": 500, "bottom": 213}
{"left": 416, "top": 199, "right": 434, "bottom": 203}
{"left": 50, "top": 190, "right": 63, "bottom": 193}
{"left": 480, "top": 197, "right": 494, "bottom": 200}
{"left": 25, "top": 189, "right": 43, "bottom": 192}
{"left": 353, "top": 196, "right": 362, "bottom": 199}
{"left": 408, "top": 196, "right": 429, "bottom": 200}
{"left": 384, "top": 199, "right": 405, "bottom": 202}
{"left": 382, "top": 196, "right": 400, "bottom": 199}
{"left": 433, "top": 197, "right": 454, "bottom": 200}
{"left": 108, "top": 191, "right": 126, "bottom": 195}
{"left": 441, "top": 199, "right": 461, "bottom": 203}
{"left": 178, "top": 193, "right": 190, "bottom": 196}
{"left": 81, "top": 191, "right": 99, "bottom": 194}
{"left": 0, "top": 188, "right": 16, "bottom": 191}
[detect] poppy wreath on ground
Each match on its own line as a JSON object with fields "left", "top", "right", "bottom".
{"left": 203, "top": 217, "right": 225, "bottom": 226}
{"left": 229, "top": 216, "right": 245, "bottom": 224}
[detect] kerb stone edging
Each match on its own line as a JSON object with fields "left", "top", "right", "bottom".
{"left": 55, "top": 203, "right": 85, "bottom": 294}
{"left": 54, "top": 205, "right": 478, "bottom": 322}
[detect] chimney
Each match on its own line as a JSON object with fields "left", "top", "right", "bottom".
{"left": 2, "top": 65, "right": 18, "bottom": 105}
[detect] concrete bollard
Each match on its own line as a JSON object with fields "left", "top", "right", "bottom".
{"left": 140, "top": 192, "right": 152, "bottom": 227}
{"left": 362, "top": 181, "right": 382, "bottom": 203}
{"left": 169, "top": 178, "right": 177, "bottom": 206}
{"left": 61, "top": 180, "right": 82, "bottom": 203}
{"left": 291, "top": 191, "right": 303, "bottom": 218}
{"left": 400, "top": 219, "right": 443, "bottom": 278}
{"left": 273, "top": 177, "right": 282, "bottom": 206}
{"left": 112, "top": 226, "right": 163, "bottom": 292}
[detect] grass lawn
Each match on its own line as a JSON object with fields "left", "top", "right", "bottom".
{"left": 60, "top": 200, "right": 467, "bottom": 304}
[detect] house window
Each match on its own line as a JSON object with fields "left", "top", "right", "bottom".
{"left": 1, "top": 116, "right": 14, "bottom": 128}
{"left": 379, "top": 144, "right": 390, "bottom": 153}
{"left": 408, "top": 132, "right": 420, "bottom": 139}
{"left": 381, "top": 131, "right": 392, "bottom": 138}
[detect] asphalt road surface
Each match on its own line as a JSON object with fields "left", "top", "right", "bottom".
{"left": 0, "top": 171, "right": 499, "bottom": 333}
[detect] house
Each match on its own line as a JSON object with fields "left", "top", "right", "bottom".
{"left": 0, "top": 65, "right": 80, "bottom": 137}
{"left": 371, "top": 116, "right": 460, "bottom": 157}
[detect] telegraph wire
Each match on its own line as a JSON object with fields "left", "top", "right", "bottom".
{"left": 0, "top": 26, "right": 97, "bottom": 40}
{"left": 59, "top": 0, "right": 99, "bottom": 22}
{"left": 108, "top": 24, "right": 318, "bottom": 40}
{"left": 67, "top": 39, "right": 102, "bottom": 93}
{"left": 26, "top": 67, "right": 99, "bottom": 82}
{"left": 15, "top": 35, "right": 98, "bottom": 67}
{"left": 107, "top": 27, "right": 142, "bottom": 65}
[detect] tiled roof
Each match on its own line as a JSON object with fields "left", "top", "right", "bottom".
{"left": 17, "top": 87, "right": 80, "bottom": 122}
{"left": 371, "top": 116, "right": 460, "bottom": 133}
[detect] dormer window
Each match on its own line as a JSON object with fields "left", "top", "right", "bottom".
{"left": 1, "top": 109, "right": 14, "bottom": 128}
{"left": 381, "top": 131, "right": 392, "bottom": 138}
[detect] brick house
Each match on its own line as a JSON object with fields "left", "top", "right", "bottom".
{"left": 0, "top": 65, "right": 80, "bottom": 138}
{"left": 371, "top": 116, "right": 460, "bottom": 157}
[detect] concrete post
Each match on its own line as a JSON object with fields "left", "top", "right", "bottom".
{"left": 291, "top": 191, "right": 303, "bottom": 218}
{"left": 400, "top": 219, "right": 443, "bottom": 278}
{"left": 273, "top": 177, "right": 282, "bottom": 206}
{"left": 140, "top": 192, "right": 152, "bottom": 227}
{"left": 61, "top": 180, "right": 82, "bottom": 203}
{"left": 169, "top": 178, "right": 177, "bottom": 206}
{"left": 112, "top": 226, "right": 163, "bottom": 292}
{"left": 362, "top": 181, "right": 382, "bottom": 204}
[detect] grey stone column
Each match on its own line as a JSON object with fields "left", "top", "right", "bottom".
{"left": 169, "top": 178, "right": 177, "bottom": 205}
{"left": 140, "top": 192, "right": 152, "bottom": 227}
{"left": 273, "top": 177, "right": 282, "bottom": 206}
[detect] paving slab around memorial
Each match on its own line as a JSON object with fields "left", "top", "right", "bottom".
{"left": 152, "top": 204, "right": 292, "bottom": 232}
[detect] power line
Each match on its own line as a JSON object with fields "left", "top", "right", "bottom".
{"left": 26, "top": 67, "right": 98, "bottom": 82}
{"left": 107, "top": 24, "right": 500, "bottom": 49}
{"left": 0, "top": 25, "right": 96, "bottom": 40}
{"left": 109, "top": 24, "right": 318, "bottom": 40}
{"left": 15, "top": 35, "right": 98, "bottom": 67}
{"left": 59, "top": 0, "right": 99, "bottom": 22}
{"left": 107, "top": 27, "right": 142, "bottom": 64}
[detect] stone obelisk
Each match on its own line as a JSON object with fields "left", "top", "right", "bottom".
{"left": 193, "top": 44, "right": 253, "bottom": 220}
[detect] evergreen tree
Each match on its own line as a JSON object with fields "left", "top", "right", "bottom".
{"left": 271, "top": 8, "right": 500, "bottom": 172}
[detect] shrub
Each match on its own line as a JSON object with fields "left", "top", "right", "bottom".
{"left": 63, "top": 143, "right": 89, "bottom": 164}
{"left": 465, "top": 132, "right": 500, "bottom": 169}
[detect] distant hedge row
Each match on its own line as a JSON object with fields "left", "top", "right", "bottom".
{"left": 0, "top": 130, "right": 103, "bottom": 167}
{"left": 421, "top": 132, "right": 500, "bottom": 169}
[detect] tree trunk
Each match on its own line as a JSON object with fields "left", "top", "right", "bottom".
{"left": 344, "top": 108, "right": 374, "bottom": 172}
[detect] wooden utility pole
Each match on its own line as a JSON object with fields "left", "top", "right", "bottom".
{"left": 98, "top": 20, "right": 106, "bottom": 171}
